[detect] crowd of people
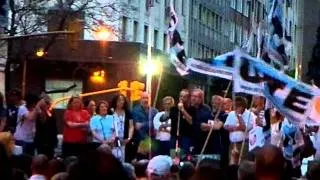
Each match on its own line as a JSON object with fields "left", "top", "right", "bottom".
{"left": 1, "top": 88, "right": 320, "bottom": 180}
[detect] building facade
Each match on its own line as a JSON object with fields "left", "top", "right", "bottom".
{"left": 117, "top": 0, "right": 190, "bottom": 52}
{"left": 286, "top": 0, "right": 320, "bottom": 81}
{"left": 188, "top": 0, "right": 232, "bottom": 59}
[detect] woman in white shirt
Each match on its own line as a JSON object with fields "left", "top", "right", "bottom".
{"left": 153, "top": 96, "right": 175, "bottom": 156}
{"left": 110, "top": 94, "right": 134, "bottom": 162}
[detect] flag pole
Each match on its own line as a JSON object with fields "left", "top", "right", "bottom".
{"left": 196, "top": 80, "right": 232, "bottom": 168}
{"left": 147, "top": 1, "right": 153, "bottom": 160}
{"left": 238, "top": 96, "right": 255, "bottom": 164}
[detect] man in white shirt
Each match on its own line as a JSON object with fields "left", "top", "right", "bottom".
{"left": 153, "top": 96, "right": 175, "bottom": 156}
{"left": 224, "top": 96, "right": 256, "bottom": 161}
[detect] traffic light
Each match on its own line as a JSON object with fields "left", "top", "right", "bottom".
{"left": 130, "top": 81, "right": 145, "bottom": 101}
{"left": 117, "top": 80, "right": 128, "bottom": 97}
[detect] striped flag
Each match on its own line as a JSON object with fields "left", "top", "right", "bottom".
{"left": 260, "top": 0, "right": 292, "bottom": 71}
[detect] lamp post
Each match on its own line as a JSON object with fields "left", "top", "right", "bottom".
{"left": 139, "top": 59, "right": 162, "bottom": 160}
{"left": 94, "top": 25, "right": 111, "bottom": 41}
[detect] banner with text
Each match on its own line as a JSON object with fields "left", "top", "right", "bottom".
{"left": 233, "top": 51, "right": 320, "bottom": 125}
{"left": 186, "top": 58, "right": 233, "bottom": 80}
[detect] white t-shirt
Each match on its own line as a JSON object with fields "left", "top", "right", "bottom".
{"left": 271, "top": 121, "right": 283, "bottom": 147}
{"left": 14, "top": 105, "right": 35, "bottom": 143}
{"left": 224, "top": 110, "right": 256, "bottom": 143}
{"left": 153, "top": 112, "right": 171, "bottom": 141}
{"left": 29, "top": 174, "right": 46, "bottom": 180}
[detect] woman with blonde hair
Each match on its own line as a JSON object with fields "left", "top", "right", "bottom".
{"left": 63, "top": 96, "right": 90, "bottom": 157}
{"left": 0, "top": 132, "right": 15, "bottom": 157}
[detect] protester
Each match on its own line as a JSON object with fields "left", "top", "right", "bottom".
{"left": 0, "top": 143, "right": 13, "bottom": 180}
{"left": 5, "top": 89, "right": 22, "bottom": 133}
{"left": 249, "top": 96, "right": 268, "bottom": 160}
{"left": 281, "top": 118, "right": 304, "bottom": 178}
{"left": 34, "top": 95, "right": 58, "bottom": 159}
{"left": 110, "top": 94, "right": 134, "bottom": 162}
{"left": 62, "top": 96, "right": 90, "bottom": 157}
{"left": 0, "top": 92, "right": 6, "bottom": 132}
{"left": 314, "top": 126, "right": 320, "bottom": 160}
{"left": 306, "top": 161, "right": 320, "bottom": 180}
{"left": 179, "top": 161, "right": 195, "bottom": 180}
{"left": 47, "top": 158, "right": 65, "bottom": 179}
{"left": 191, "top": 158, "right": 224, "bottom": 180}
{"left": 237, "top": 160, "right": 255, "bottom": 180}
{"left": 51, "top": 172, "right": 68, "bottom": 180}
{"left": 132, "top": 92, "right": 158, "bottom": 159}
{"left": 170, "top": 89, "right": 195, "bottom": 155}
{"left": 153, "top": 96, "right": 174, "bottom": 156}
{"left": 199, "top": 95, "right": 229, "bottom": 168}
{"left": 14, "top": 94, "right": 40, "bottom": 156}
{"left": 270, "top": 109, "right": 285, "bottom": 147}
{"left": 29, "top": 154, "right": 49, "bottom": 180}
{"left": 223, "top": 98, "right": 232, "bottom": 113}
{"left": 190, "top": 88, "right": 211, "bottom": 154}
{"left": 2, "top": 86, "right": 320, "bottom": 180}
{"left": 122, "top": 162, "right": 136, "bottom": 180}
{"left": 84, "top": 100, "right": 96, "bottom": 117}
{"left": 0, "top": 131, "right": 15, "bottom": 157}
{"left": 224, "top": 96, "right": 256, "bottom": 161}
{"left": 255, "top": 145, "right": 286, "bottom": 180}
{"left": 66, "top": 149, "right": 130, "bottom": 180}
{"left": 133, "top": 159, "right": 149, "bottom": 180}
{"left": 89, "top": 101, "right": 114, "bottom": 149}
{"left": 147, "top": 155, "right": 173, "bottom": 180}
{"left": 201, "top": 96, "right": 228, "bottom": 158}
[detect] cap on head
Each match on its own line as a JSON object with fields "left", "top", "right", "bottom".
{"left": 147, "top": 155, "right": 173, "bottom": 176}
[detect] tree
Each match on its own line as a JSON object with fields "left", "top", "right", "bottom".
{"left": 2, "top": 0, "right": 129, "bottom": 37}
{"left": 307, "top": 26, "right": 320, "bottom": 87}
{"left": 0, "top": 0, "right": 131, "bottom": 93}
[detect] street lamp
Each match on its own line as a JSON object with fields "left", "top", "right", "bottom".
{"left": 35, "top": 48, "right": 45, "bottom": 57}
{"left": 94, "top": 26, "right": 111, "bottom": 41}
{"left": 90, "top": 70, "right": 105, "bottom": 84}
{"left": 139, "top": 59, "right": 162, "bottom": 76}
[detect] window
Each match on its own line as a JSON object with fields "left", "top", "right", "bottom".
{"left": 182, "top": 0, "right": 188, "bottom": 16}
{"left": 219, "top": 17, "right": 222, "bottom": 32}
{"left": 244, "top": 0, "right": 249, "bottom": 17}
{"left": 201, "top": 45, "right": 205, "bottom": 58}
{"left": 206, "top": 10, "right": 210, "bottom": 25}
{"left": 236, "top": 0, "right": 243, "bottom": 13}
{"left": 46, "top": 79, "right": 83, "bottom": 109}
{"left": 122, "top": 16, "right": 128, "bottom": 40}
{"left": 133, "top": 21, "right": 138, "bottom": 42}
{"left": 230, "top": 22, "right": 235, "bottom": 43}
{"left": 154, "top": 30, "right": 158, "bottom": 49}
{"left": 257, "top": 2, "right": 261, "bottom": 22}
{"left": 231, "top": 0, "right": 236, "bottom": 9}
{"left": 216, "top": 15, "right": 219, "bottom": 30}
{"left": 163, "top": 34, "right": 167, "bottom": 51}
{"left": 199, "top": 4, "right": 202, "bottom": 21}
{"left": 165, "top": 0, "right": 170, "bottom": 7}
{"left": 144, "top": 25, "right": 148, "bottom": 44}
{"left": 236, "top": 25, "right": 242, "bottom": 44}
{"left": 192, "top": 2, "right": 198, "bottom": 19}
